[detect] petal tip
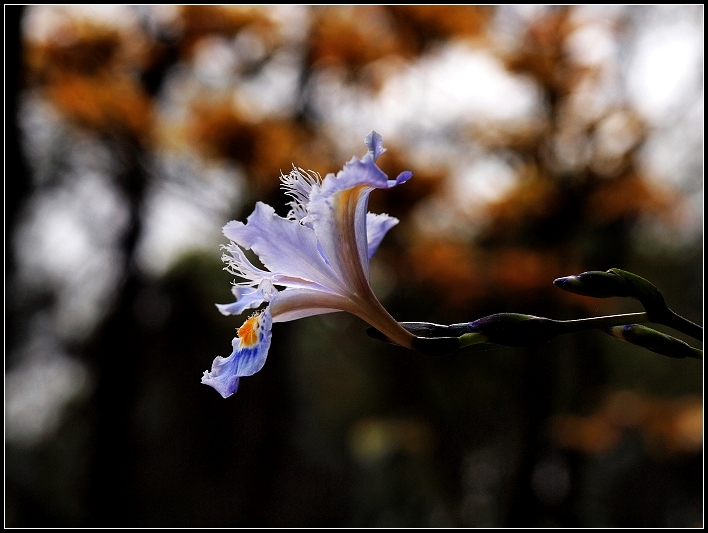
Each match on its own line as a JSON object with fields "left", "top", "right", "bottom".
{"left": 223, "top": 220, "right": 244, "bottom": 239}
{"left": 202, "top": 370, "right": 239, "bottom": 398}
{"left": 365, "top": 130, "right": 386, "bottom": 161}
{"left": 393, "top": 171, "right": 413, "bottom": 186}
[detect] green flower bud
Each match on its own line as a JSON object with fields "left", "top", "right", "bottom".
{"left": 606, "top": 268, "right": 666, "bottom": 319}
{"left": 608, "top": 269, "right": 702, "bottom": 340}
{"left": 553, "top": 270, "right": 632, "bottom": 298}
{"left": 399, "top": 322, "right": 470, "bottom": 338}
{"left": 466, "top": 313, "right": 563, "bottom": 347}
{"left": 605, "top": 324, "right": 702, "bottom": 359}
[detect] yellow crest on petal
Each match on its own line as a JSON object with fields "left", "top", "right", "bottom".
{"left": 237, "top": 314, "right": 261, "bottom": 347}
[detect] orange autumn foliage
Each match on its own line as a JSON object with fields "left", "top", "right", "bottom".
{"left": 48, "top": 75, "right": 153, "bottom": 140}
{"left": 189, "top": 103, "right": 333, "bottom": 192}
{"left": 505, "top": 8, "right": 576, "bottom": 97}
{"left": 407, "top": 241, "right": 484, "bottom": 306}
{"left": 386, "top": 5, "right": 492, "bottom": 50}
{"left": 551, "top": 391, "right": 703, "bottom": 456}
{"left": 307, "top": 6, "right": 405, "bottom": 71}
{"left": 585, "top": 173, "right": 673, "bottom": 224}
{"left": 178, "top": 5, "right": 278, "bottom": 58}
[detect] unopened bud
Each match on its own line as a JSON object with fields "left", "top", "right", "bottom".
{"left": 605, "top": 324, "right": 702, "bottom": 359}
{"left": 466, "top": 313, "right": 562, "bottom": 347}
{"left": 553, "top": 270, "right": 632, "bottom": 298}
{"left": 399, "top": 322, "right": 470, "bottom": 338}
{"left": 606, "top": 268, "right": 667, "bottom": 320}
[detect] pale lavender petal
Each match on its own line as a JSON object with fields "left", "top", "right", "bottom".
{"left": 326, "top": 155, "right": 391, "bottom": 192}
{"left": 269, "top": 287, "right": 353, "bottom": 323}
{"left": 222, "top": 243, "right": 331, "bottom": 291}
{"left": 223, "top": 202, "right": 345, "bottom": 292}
{"left": 306, "top": 137, "right": 410, "bottom": 284}
{"left": 365, "top": 130, "right": 386, "bottom": 161}
{"left": 307, "top": 178, "right": 371, "bottom": 290}
{"left": 215, "top": 285, "right": 267, "bottom": 316}
{"left": 366, "top": 212, "right": 399, "bottom": 259}
{"left": 221, "top": 243, "right": 272, "bottom": 284}
{"left": 271, "top": 286, "right": 415, "bottom": 351}
{"left": 202, "top": 308, "right": 273, "bottom": 398}
{"left": 306, "top": 159, "right": 388, "bottom": 284}
{"left": 390, "top": 170, "right": 413, "bottom": 187}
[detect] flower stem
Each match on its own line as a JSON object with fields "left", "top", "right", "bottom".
{"left": 657, "top": 309, "right": 703, "bottom": 341}
{"left": 555, "top": 312, "right": 650, "bottom": 335}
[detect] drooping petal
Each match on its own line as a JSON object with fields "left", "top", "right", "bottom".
{"left": 202, "top": 308, "right": 273, "bottom": 398}
{"left": 366, "top": 212, "right": 399, "bottom": 259}
{"left": 224, "top": 202, "right": 345, "bottom": 292}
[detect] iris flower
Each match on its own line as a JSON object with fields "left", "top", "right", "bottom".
{"left": 202, "top": 131, "right": 417, "bottom": 398}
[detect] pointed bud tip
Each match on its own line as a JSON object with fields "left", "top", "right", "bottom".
{"left": 605, "top": 324, "right": 702, "bottom": 359}
{"left": 553, "top": 270, "right": 632, "bottom": 299}
{"left": 553, "top": 275, "right": 578, "bottom": 289}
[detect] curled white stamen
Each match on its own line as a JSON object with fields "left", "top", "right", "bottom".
{"left": 221, "top": 243, "right": 271, "bottom": 285}
{"left": 280, "top": 166, "right": 321, "bottom": 221}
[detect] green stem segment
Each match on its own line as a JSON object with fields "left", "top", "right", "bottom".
{"left": 555, "top": 312, "right": 651, "bottom": 334}
{"left": 658, "top": 309, "right": 703, "bottom": 342}
{"left": 368, "top": 311, "right": 701, "bottom": 359}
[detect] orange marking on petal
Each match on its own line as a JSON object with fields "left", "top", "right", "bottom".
{"left": 334, "top": 185, "right": 365, "bottom": 217}
{"left": 237, "top": 315, "right": 260, "bottom": 346}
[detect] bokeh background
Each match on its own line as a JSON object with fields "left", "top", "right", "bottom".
{"left": 5, "top": 5, "right": 703, "bottom": 527}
